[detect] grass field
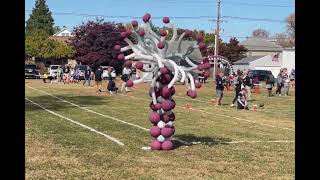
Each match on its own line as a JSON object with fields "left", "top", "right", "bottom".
{"left": 25, "top": 79, "right": 295, "bottom": 179}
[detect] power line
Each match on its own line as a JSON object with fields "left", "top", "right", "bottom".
{"left": 222, "top": 16, "right": 286, "bottom": 23}
{"left": 222, "top": 2, "right": 294, "bottom": 7}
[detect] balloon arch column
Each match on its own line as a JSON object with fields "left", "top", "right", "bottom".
{"left": 114, "top": 13, "right": 210, "bottom": 150}
{"left": 208, "top": 55, "right": 233, "bottom": 76}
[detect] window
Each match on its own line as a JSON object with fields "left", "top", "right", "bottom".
{"left": 62, "top": 33, "right": 66, "bottom": 36}
{"left": 65, "top": 33, "right": 69, "bottom": 37}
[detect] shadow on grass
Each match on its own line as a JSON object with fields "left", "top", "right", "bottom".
{"left": 173, "top": 134, "right": 232, "bottom": 149}
{"left": 25, "top": 95, "right": 109, "bottom": 112}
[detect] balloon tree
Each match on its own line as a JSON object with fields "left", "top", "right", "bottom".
{"left": 114, "top": 13, "right": 210, "bottom": 150}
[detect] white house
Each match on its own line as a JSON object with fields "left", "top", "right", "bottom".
{"left": 233, "top": 48, "right": 295, "bottom": 76}
{"left": 53, "top": 28, "right": 74, "bottom": 37}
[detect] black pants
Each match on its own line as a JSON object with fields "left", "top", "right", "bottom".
{"left": 276, "top": 84, "right": 282, "bottom": 94}
{"left": 232, "top": 91, "right": 240, "bottom": 104}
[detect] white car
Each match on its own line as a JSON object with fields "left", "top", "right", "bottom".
{"left": 48, "top": 65, "right": 61, "bottom": 77}
{"left": 102, "top": 66, "right": 116, "bottom": 80}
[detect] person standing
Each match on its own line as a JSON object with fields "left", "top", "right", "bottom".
{"left": 83, "top": 67, "right": 91, "bottom": 86}
{"left": 243, "top": 72, "right": 252, "bottom": 100}
{"left": 276, "top": 70, "right": 283, "bottom": 95}
{"left": 266, "top": 73, "right": 275, "bottom": 97}
{"left": 215, "top": 72, "right": 224, "bottom": 106}
{"left": 289, "top": 69, "right": 295, "bottom": 88}
{"left": 107, "top": 67, "right": 119, "bottom": 94}
{"left": 95, "top": 66, "right": 103, "bottom": 92}
{"left": 63, "top": 64, "right": 70, "bottom": 84}
{"left": 120, "top": 66, "right": 132, "bottom": 92}
{"left": 231, "top": 74, "right": 243, "bottom": 107}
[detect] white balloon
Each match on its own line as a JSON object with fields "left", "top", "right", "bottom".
{"left": 157, "top": 96, "right": 165, "bottom": 103}
{"left": 166, "top": 121, "right": 174, "bottom": 127}
{"left": 157, "top": 135, "right": 165, "bottom": 142}
{"left": 157, "top": 121, "right": 166, "bottom": 128}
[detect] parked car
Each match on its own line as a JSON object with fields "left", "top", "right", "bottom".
{"left": 76, "top": 65, "right": 91, "bottom": 80}
{"left": 249, "top": 70, "right": 273, "bottom": 81}
{"left": 25, "top": 64, "right": 40, "bottom": 79}
{"left": 102, "top": 66, "right": 116, "bottom": 80}
{"left": 48, "top": 65, "right": 61, "bottom": 77}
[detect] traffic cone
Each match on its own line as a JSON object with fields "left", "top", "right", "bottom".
{"left": 255, "top": 85, "right": 259, "bottom": 95}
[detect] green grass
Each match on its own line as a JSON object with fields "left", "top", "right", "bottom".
{"left": 25, "top": 79, "right": 295, "bottom": 179}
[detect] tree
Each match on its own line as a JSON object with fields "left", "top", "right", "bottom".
{"left": 69, "top": 20, "right": 129, "bottom": 74}
{"left": 53, "top": 26, "right": 61, "bottom": 34}
{"left": 252, "top": 28, "right": 270, "bottom": 39}
{"left": 273, "top": 33, "right": 294, "bottom": 48}
{"left": 25, "top": 29, "right": 74, "bottom": 60}
{"left": 286, "top": 13, "right": 295, "bottom": 39}
{"left": 26, "top": 0, "right": 55, "bottom": 35}
{"left": 219, "top": 37, "right": 248, "bottom": 63}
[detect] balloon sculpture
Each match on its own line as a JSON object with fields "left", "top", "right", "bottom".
{"left": 114, "top": 13, "right": 210, "bottom": 150}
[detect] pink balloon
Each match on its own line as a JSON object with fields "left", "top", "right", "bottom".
{"left": 114, "top": 45, "right": 121, "bottom": 52}
{"left": 131, "top": 20, "right": 138, "bottom": 28}
{"left": 139, "top": 29, "right": 145, "bottom": 36}
{"left": 149, "top": 112, "right": 160, "bottom": 124}
{"left": 163, "top": 114, "right": 170, "bottom": 122}
{"left": 197, "top": 64, "right": 204, "bottom": 71}
{"left": 126, "top": 29, "right": 132, "bottom": 36}
{"left": 203, "top": 62, "right": 211, "bottom": 69}
{"left": 135, "top": 61, "right": 144, "bottom": 70}
{"left": 196, "top": 33, "right": 203, "bottom": 42}
{"left": 126, "top": 80, "right": 134, "bottom": 87}
{"left": 124, "top": 60, "right": 132, "bottom": 68}
{"left": 143, "top": 13, "right": 151, "bottom": 22}
{"left": 195, "top": 80, "right": 202, "bottom": 88}
{"left": 150, "top": 126, "right": 161, "bottom": 137}
{"left": 151, "top": 140, "right": 162, "bottom": 150}
{"left": 161, "top": 128, "right": 174, "bottom": 138}
{"left": 157, "top": 41, "right": 165, "bottom": 49}
{"left": 187, "top": 90, "right": 197, "bottom": 98}
{"left": 185, "top": 29, "right": 192, "bottom": 36}
{"left": 162, "top": 100, "right": 173, "bottom": 111}
{"left": 117, "top": 54, "right": 125, "bottom": 61}
{"left": 204, "top": 70, "right": 210, "bottom": 78}
{"left": 161, "top": 86, "right": 171, "bottom": 99}
{"left": 161, "top": 140, "right": 173, "bottom": 150}
{"left": 120, "top": 32, "right": 127, "bottom": 39}
{"left": 160, "top": 67, "right": 169, "bottom": 74}
{"left": 199, "top": 42, "right": 206, "bottom": 50}
{"left": 163, "top": 17, "right": 170, "bottom": 24}
{"left": 160, "top": 29, "right": 167, "bottom": 36}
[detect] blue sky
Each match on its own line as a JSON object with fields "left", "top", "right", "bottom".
{"left": 25, "top": 0, "right": 295, "bottom": 42}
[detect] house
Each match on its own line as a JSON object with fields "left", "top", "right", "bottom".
{"left": 240, "top": 37, "right": 283, "bottom": 57}
{"left": 232, "top": 48, "right": 295, "bottom": 76}
{"left": 53, "top": 28, "right": 74, "bottom": 37}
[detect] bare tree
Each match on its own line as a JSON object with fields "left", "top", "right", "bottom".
{"left": 251, "top": 28, "right": 270, "bottom": 38}
{"left": 273, "top": 33, "right": 294, "bottom": 48}
{"left": 286, "top": 13, "right": 295, "bottom": 39}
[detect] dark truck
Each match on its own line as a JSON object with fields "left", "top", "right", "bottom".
{"left": 249, "top": 70, "right": 273, "bottom": 81}
{"left": 25, "top": 64, "right": 40, "bottom": 79}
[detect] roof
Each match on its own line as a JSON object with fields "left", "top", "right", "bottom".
{"left": 240, "top": 37, "right": 283, "bottom": 52}
{"left": 233, "top": 56, "right": 264, "bottom": 65}
{"left": 53, "top": 28, "right": 73, "bottom": 36}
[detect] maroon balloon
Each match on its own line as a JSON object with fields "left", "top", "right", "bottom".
{"left": 199, "top": 42, "right": 206, "bottom": 50}
{"left": 135, "top": 61, "right": 144, "bottom": 70}
{"left": 161, "top": 86, "right": 171, "bottom": 99}
{"left": 126, "top": 29, "right": 132, "bottom": 36}
{"left": 203, "top": 62, "right": 211, "bottom": 69}
{"left": 161, "top": 128, "right": 174, "bottom": 138}
{"left": 163, "top": 114, "right": 170, "bottom": 122}
{"left": 139, "top": 29, "right": 145, "bottom": 36}
{"left": 160, "top": 74, "right": 172, "bottom": 84}
{"left": 197, "top": 64, "right": 204, "bottom": 71}
{"left": 195, "top": 80, "right": 202, "bottom": 88}
{"left": 187, "top": 89, "right": 197, "bottom": 98}
{"left": 124, "top": 60, "right": 132, "bottom": 68}
{"left": 143, "top": 13, "right": 151, "bottom": 22}
{"left": 154, "top": 103, "right": 162, "bottom": 110}
{"left": 157, "top": 41, "right": 165, "bottom": 49}
{"left": 149, "top": 112, "right": 160, "bottom": 124}
{"left": 155, "top": 89, "right": 161, "bottom": 97}
{"left": 159, "top": 29, "right": 167, "bottom": 36}
{"left": 160, "top": 67, "right": 169, "bottom": 74}
{"left": 169, "top": 113, "right": 175, "bottom": 121}
{"left": 117, "top": 54, "right": 125, "bottom": 61}
{"left": 114, "top": 45, "right": 121, "bottom": 52}
{"left": 161, "top": 140, "right": 173, "bottom": 150}
{"left": 202, "top": 58, "right": 209, "bottom": 63}
{"left": 170, "top": 86, "right": 175, "bottom": 96}
{"left": 131, "top": 20, "right": 138, "bottom": 28}
{"left": 171, "top": 100, "right": 176, "bottom": 109}
{"left": 120, "top": 32, "right": 127, "bottom": 39}
{"left": 196, "top": 34, "right": 204, "bottom": 42}
{"left": 151, "top": 140, "right": 162, "bottom": 150}
{"left": 126, "top": 79, "right": 134, "bottom": 87}
{"left": 185, "top": 29, "right": 192, "bottom": 36}
{"left": 150, "top": 126, "right": 161, "bottom": 137}
{"left": 163, "top": 17, "right": 170, "bottom": 24}
{"left": 162, "top": 100, "right": 173, "bottom": 111}
{"left": 204, "top": 70, "right": 210, "bottom": 78}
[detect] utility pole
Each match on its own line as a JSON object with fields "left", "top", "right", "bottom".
{"left": 213, "top": 0, "right": 221, "bottom": 81}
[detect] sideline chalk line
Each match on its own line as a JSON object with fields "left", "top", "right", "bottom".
{"left": 25, "top": 97, "right": 124, "bottom": 146}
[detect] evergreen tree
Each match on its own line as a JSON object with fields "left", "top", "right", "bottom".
{"left": 26, "top": 0, "right": 54, "bottom": 35}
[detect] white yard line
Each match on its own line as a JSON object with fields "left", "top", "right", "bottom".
{"left": 26, "top": 85, "right": 149, "bottom": 132}
{"left": 25, "top": 97, "right": 124, "bottom": 146}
